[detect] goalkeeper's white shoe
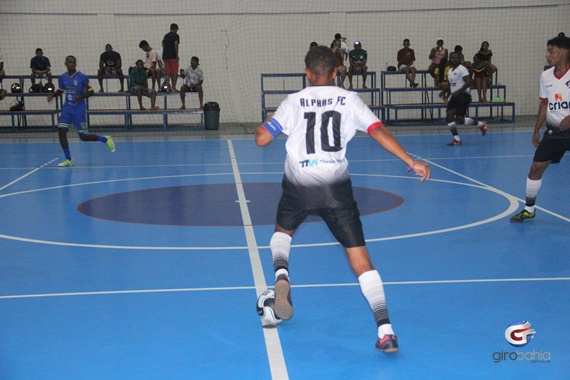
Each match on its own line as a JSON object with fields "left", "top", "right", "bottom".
{"left": 58, "top": 159, "right": 74, "bottom": 167}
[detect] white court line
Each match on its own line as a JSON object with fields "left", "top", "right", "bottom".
{"left": 419, "top": 155, "right": 570, "bottom": 223}
{"left": 0, "top": 173, "right": 547, "bottom": 250}
{"left": 0, "top": 172, "right": 236, "bottom": 199}
{"left": 227, "top": 140, "right": 289, "bottom": 380}
{"left": 2, "top": 277, "right": 568, "bottom": 300}
{"left": 0, "top": 158, "right": 58, "bottom": 191}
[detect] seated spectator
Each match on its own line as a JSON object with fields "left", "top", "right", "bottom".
{"left": 476, "top": 41, "right": 497, "bottom": 85}
{"left": 0, "top": 88, "right": 6, "bottom": 101}
{"left": 470, "top": 54, "right": 489, "bottom": 103}
{"left": 138, "top": 40, "right": 160, "bottom": 91}
{"left": 97, "top": 44, "right": 125, "bottom": 93}
{"left": 397, "top": 38, "right": 418, "bottom": 87}
{"left": 179, "top": 56, "right": 204, "bottom": 110}
{"left": 331, "top": 40, "right": 347, "bottom": 88}
{"left": 428, "top": 39, "right": 448, "bottom": 86}
{"left": 30, "top": 48, "right": 53, "bottom": 85}
{"left": 348, "top": 40, "right": 368, "bottom": 89}
{"left": 435, "top": 63, "right": 451, "bottom": 102}
{"left": 0, "top": 49, "right": 4, "bottom": 86}
{"left": 129, "top": 59, "right": 159, "bottom": 111}
{"left": 454, "top": 45, "right": 471, "bottom": 68}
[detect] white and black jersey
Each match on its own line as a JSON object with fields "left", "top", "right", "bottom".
{"left": 448, "top": 65, "right": 471, "bottom": 95}
{"left": 265, "top": 85, "right": 381, "bottom": 188}
{"left": 540, "top": 67, "right": 570, "bottom": 133}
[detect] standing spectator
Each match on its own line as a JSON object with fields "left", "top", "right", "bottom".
{"left": 510, "top": 33, "right": 570, "bottom": 223}
{"left": 30, "top": 48, "right": 53, "bottom": 85}
{"left": 0, "top": 49, "right": 5, "bottom": 86}
{"left": 470, "top": 54, "right": 489, "bottom": 103}
{"left": 129, "top": 59, "right": 159, "bottom": 111}
{"left": 331, "top": 39, "right": 347, "bottom": 88}
{"left": 255, "top": 46, "right": 430, "bottom": 353}
{"left": 179, "top": 56, "right": 204, "bottom": 110}
{"left": 139, "top": 40, "right": 159, "bottom": 91}
{"left": 162, "top": 23, "right": 180, "bottom": 92}
{"left": 428, "top": 39, "right": 448, "bottom": 86}
{"left": 476, "top": 41, "right": 497, "bottom": 85}
{"left": 47, "top": 56, "right": 115, "bottom": 167}
{"left": 97, "top": 44, "right": 125, "bottom": 93}
{"left": 443, "top": 52, "right": 488, "bottom": 146}
{"left": 334, "top": 33, "right": 349, "bottom": 61}
{"left": 397, "top": 38, "right": 418, "bottom": 87}
{"left": 156, "top": 47, "right": 166, "bottom": 91}
{"left": 348, "top": 40, "right": 368, "bottom": 89}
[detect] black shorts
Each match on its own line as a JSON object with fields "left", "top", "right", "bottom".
{"left": 276, "top": 176, "right": 365, "bottom": 248}
{"left": 447, "top": 92, "right": 472, "bottom": 117}
{"left": 533, "top": 133, "right": 570, "bottom": 163}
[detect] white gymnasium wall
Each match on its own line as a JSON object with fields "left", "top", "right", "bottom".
{"left": 0, "top": 0, "right": 568, "bottom": 124}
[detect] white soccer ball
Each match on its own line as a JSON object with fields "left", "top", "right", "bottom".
{"left": 256, "top": 289, "right": 282, "bottom": 327}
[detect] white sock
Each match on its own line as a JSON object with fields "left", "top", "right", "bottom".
{"left": 525, "top": 178, "right": 542, "bottom": 213}
{"left": 378, "top": 323, "right": 395, "bottom": 337}
{"left": 270, "top": 232, "right": 292, "bottom": 281}
{"left": 464, "top": 117, "right": 476, "bottom": 125}
{"left": 358, "top": 270, "right": 390, "bottom": 329}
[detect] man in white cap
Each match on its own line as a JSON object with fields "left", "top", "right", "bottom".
{"left": 348, "top": 40, "right": 368, "bottom": 89}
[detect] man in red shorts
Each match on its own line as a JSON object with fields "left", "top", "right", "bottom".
{"left": 162, "top": 23, "right": 180, "bottom": 92}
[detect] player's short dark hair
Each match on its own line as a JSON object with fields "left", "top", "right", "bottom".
{"left": 139, "top": 40, "right": 149, "bottom": 49}
{"left": 547, "top": 32, "right": 570, "bottom": 51}
{"left": 305, "top": 45, "right": 335, "bottom": 77}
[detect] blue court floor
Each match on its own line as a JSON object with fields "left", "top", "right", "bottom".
{"left": 0, "top": 126, "right": 568, "bottom": 379}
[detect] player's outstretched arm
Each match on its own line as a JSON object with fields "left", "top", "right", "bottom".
{"left": 407, "top": 160, "right": 430, "bottom": 182}
{"left": 532, "top": 100, "right": 547, "bottom": 147}
{"left": 255, "top": 126, "right": 273, "bottom": 147}
{"left": 256, "top": 112, "right": 278, "bottom": 147}
{"left": 369, "top": 124, "right": 430, "bottom": 181}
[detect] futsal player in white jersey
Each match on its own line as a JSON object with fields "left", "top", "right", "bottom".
{"left": 510, "top": 33, "right": 570, "bottom": 222}
{"left": 255, "top": 46, "right": 430, "bottom": 353}
{"left": 444, "top": 52, "right": 488, "bottom": 146}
